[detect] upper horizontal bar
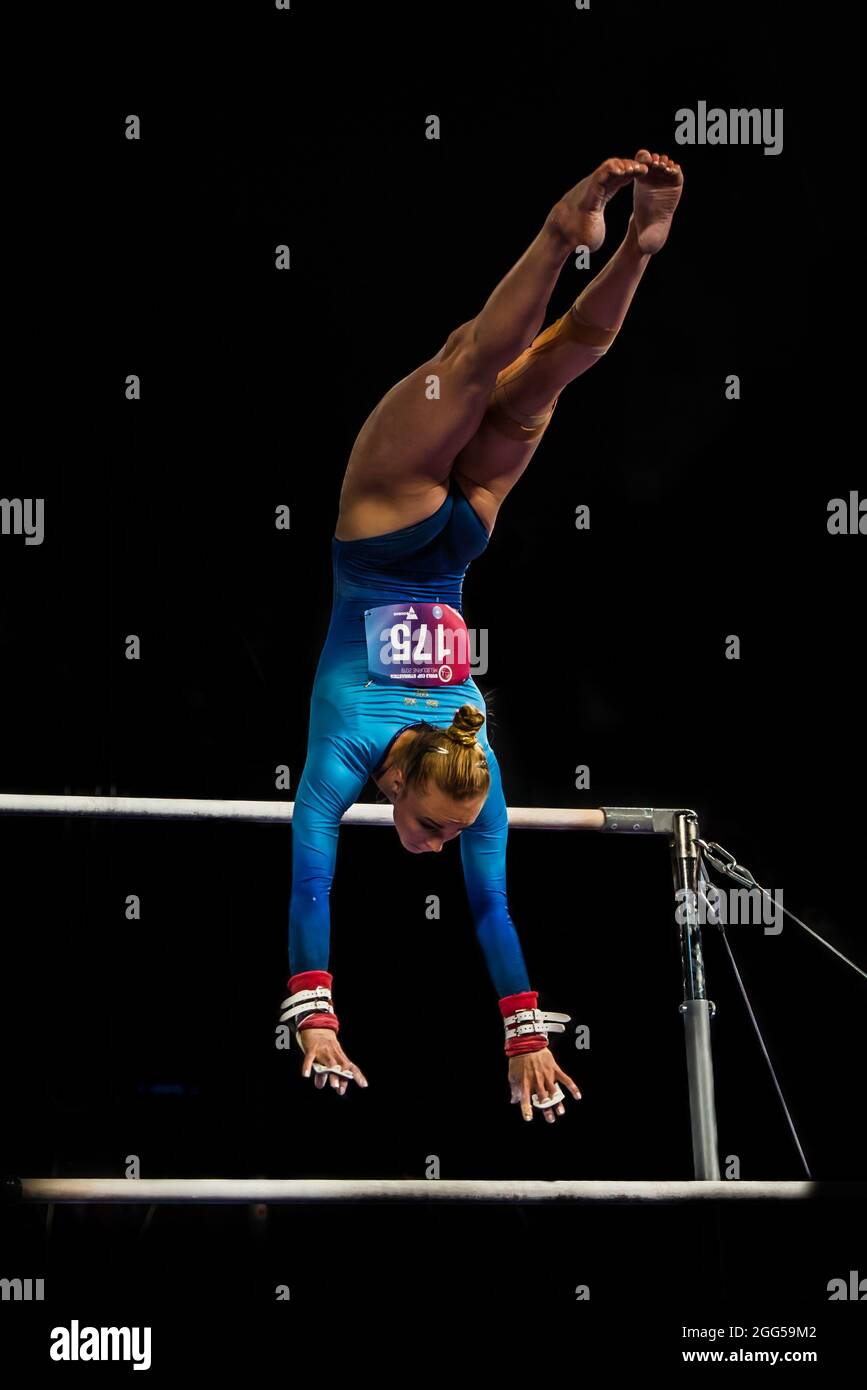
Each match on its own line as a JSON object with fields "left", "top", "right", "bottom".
{"left": 13, "top": 1178, "right": 865, "bottom": 1205}
{"left": 0, "top": 794, "right": 681, "bottom": 833}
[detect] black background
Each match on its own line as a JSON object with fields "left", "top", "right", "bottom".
{"left": 2, "top": 0, "right": 864, "bottom": 1370}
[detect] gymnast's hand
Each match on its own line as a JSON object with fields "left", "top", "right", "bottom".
{"left": 297, "top": 1028, "right": 369, "bottom": 1095}
{"left": 508, "top": 1049, "right": 581, "bottom": 1123}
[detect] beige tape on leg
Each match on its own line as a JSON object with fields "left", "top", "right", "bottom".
{"left": 562, "top": 303, "right": 619, "bottom": 353}
{"left": 485, "top": 306, "right": 618, "bottom": 441}
{"left": 487, "top": 385, "right": 558, "bottom": 441}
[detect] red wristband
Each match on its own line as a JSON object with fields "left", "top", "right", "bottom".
{"left": 286, "top": 969, "right": 340, "bottom": 1033}
{"left": 499, "top": 990, "right": 549, "bottom": 1057}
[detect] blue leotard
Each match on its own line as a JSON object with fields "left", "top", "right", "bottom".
{"left": 289, "top": 475, "right": 531, "bottom": 998}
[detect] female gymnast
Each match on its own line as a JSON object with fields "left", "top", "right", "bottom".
{"left": 280, "top": 151, "right": 684, "bottom": 1122}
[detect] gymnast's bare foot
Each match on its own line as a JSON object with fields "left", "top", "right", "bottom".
{"left": 630, "top": 148, "right": 684, "bottom": 254}
{"left": 548, "top": 157, "right": 649, "bottom": 253}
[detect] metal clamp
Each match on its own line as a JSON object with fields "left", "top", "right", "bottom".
{"left": 699, "top": 839, "right": 759, "bottom": 889}
{"left": 679, "top": 999, "right": 717, "bottom": 1018}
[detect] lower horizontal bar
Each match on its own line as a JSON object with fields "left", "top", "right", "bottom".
{"left": 0, "top": 793, "right": 609, "bottom": 831}
{"left": 13, "top": 1178, "right": 867, "bottom": 1205}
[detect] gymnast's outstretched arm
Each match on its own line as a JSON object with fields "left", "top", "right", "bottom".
{"left": 459, "top": 747, "right": 531, "bottom": 999}
{"left": 288, "top": 735, "right": 368, "bottom": 975}
{"left": 285, "top": 735, "right": 370, "bottom": 1092}
{"left": 461, "top": 744, "right": 583, "bottom": 1122}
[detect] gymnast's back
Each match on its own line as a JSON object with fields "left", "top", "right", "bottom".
{"left": 307, "top": 474, "right": 492, "bottom": 781}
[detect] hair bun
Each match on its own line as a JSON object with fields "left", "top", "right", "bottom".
{"left": 447, "top": 704, "right": 485, "bottom": 747}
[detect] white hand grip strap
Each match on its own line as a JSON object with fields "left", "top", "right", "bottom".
{"left": 504, "top": 1007, "right": 571, "bottom": 1041}
{"left": 532, "top": 1083, "right": 565, "bottom": 1110}
{"left": 280, "top": 977, "right": 353, "bottom": 1080}
{"left": 279, "top": 999, "right": 337, "bottom": 1025}
{"left": 280, "top": 986, "right": 352, "bottom": 1079}
{"left": 279, "top": 984, "right": 335, "bottom": 1026}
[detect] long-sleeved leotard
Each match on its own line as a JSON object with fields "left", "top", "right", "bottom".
{"left": 289, "top": 474, "right": 531, "bottom": 998}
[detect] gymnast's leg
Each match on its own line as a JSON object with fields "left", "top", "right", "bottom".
{"left": 451, "top": 151, "right": 684, "bottom": 513}
{"left": 337, "top": 155, "right": 653, "bottom": 538}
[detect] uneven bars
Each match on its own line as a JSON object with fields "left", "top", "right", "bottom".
{"left": 10, "top": 1178, "right": 867, "bottom": 1205}
{"left": 0, "top": 795, "right": 679, "bottom": 833}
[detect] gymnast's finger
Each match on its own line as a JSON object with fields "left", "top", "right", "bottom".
{"left": 553, "top": 1065, "right": 582, "bottom": 1101}
{"left": 520, "top": 1083, "right": 533, "bottom": 1122}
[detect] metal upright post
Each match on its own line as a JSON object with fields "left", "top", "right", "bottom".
{"left": 670, "top": 809, "right": 720, "bottom": 1179}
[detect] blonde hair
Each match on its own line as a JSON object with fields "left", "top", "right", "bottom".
{"left": 399, "top": 704, "right": 490, "bottom": 800}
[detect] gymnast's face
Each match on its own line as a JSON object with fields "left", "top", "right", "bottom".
{"left": 392, "top": 780, "right": 486, "bottom": 854}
